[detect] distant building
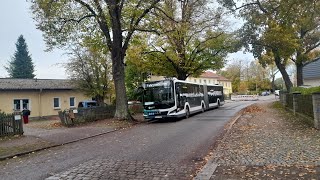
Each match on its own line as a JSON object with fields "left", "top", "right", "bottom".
{"left": 149, "top": 71, "right": 232, "bottom": 95}
{"left": 0, "top": 78, "right": 90, "bottom": 118}
{"left": 186, "top": 71, "right": 232, "bottom": 95}
{"left": 303, "top": 57, "right": 320, "bottom": 87}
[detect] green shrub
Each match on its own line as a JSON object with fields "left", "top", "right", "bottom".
{"left": 291, "top": 86, "right": 320, "bottom": 95}
{"left": 0, "top": 112, "right": 12, "bottom": 119}
{"left": 272, "top": 101, "right": 284, "bottom": 109}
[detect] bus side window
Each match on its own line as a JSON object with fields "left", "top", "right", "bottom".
{"left": 176, "top": 84, "right": 182, "bottom": 108}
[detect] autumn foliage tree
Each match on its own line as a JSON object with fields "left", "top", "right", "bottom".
{"left": 66, "top": 45, "right": 113, "bottom": 106}
{"left": 31, "top": 0, "right": 161, "bottom": 120}
{"left": 219, "top": 0, "right": 320, "bottom": 90}
{"left": 219, "top": 59, "right": 271, "bottom": 93}
{"left": 218, "top": 62, "right": 241, "bottom": 92}
{"left": 125, "top": 34, "right": 151, "bottom": 101}
{"left": 146, "top": 0, "right": 239, "bottom": 80}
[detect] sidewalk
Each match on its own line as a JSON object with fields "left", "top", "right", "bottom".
{"left": 198, "top": 101, "right": 320, "bottom": 179}
{"left": 0, "top": 117, "right": 138, "bottom": 160}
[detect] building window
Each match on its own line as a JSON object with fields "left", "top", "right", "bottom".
{"left": 209, "top": 80, "right": 211, "bottom": 84}
{"left": 199, "top": 79, "right": 202, "bottom": 83}
{"left": 70, "top": 97, "right": 75, "bottom": 107}
{"left": 194, "top": 79, "right": 197, "bottom": 83}
{"left": 203, "top": 80, "right": 207, "bottom": 84}
{"left": 14, "top": 99, "right": 30, "bottom": 111}
{"left": 53, "top": 98, "right": 60, "bottom": 109}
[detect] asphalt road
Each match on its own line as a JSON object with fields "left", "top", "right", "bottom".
{"left": 0, "top": 100, "right": 262, "bottom": 180}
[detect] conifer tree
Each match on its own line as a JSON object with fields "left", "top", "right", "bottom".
{"left": 6, "top": 35, "right": 35, "bottom": 78}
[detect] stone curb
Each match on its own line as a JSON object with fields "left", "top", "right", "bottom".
{"left": 193, "top": 109, "right": 245, "bottom": 180}
{"left": 0, "top": 129, "right": 117, "bottom": 161}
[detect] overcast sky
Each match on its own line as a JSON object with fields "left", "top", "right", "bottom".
{"left": 0, "top": 1, "right": 253, "bottom": 79}
{"left": 0, "top": 0, "right": 68, "bottom": 79}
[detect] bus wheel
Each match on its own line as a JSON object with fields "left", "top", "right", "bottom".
{"left": 185, "top": 107, "right": 190, "bottom": 119}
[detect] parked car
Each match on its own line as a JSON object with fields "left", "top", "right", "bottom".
{"left": 128, "top": 101, "right": 141, "bottom": 105}
{"left": 78, "top": 100, "right": 98, "bottom": 108}
{"left": 261, "top": 91, "right": 270, "bottom": 96}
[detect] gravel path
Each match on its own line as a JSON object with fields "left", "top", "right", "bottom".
{"left": 210, "top": 101, "right": 320, "bottom": 179}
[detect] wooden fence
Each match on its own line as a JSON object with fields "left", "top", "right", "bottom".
{"left": 58, "top": 103, "right": 143, "bottom": 127}
{"left": 58, "top": 106, "right": 116, "bottom": 127}
{"left": 0, "top": 113, "right": 24, "bottom": 137}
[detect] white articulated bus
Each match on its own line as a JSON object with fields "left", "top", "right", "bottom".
{"left": 142, "top": 79, "right": 224, "bottom": 120}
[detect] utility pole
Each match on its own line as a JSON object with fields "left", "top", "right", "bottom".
{"left": 239, "top": 60, "right": 242, "bottom": 81}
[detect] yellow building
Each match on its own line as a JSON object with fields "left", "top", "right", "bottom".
{"left": 149, "top": 71, "right": 233, "bottom": 95}
{"left": 0, "top": 78, "right": 90, "bottom": 118}
{"left": 186, "top": 71, "right": 233, "bottom": 95}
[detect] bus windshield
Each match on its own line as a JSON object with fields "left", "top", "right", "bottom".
{"left": 144, "top": 81, "right": 174, "bottom": 108}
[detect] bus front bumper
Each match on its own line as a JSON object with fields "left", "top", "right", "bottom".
{"left": 143, "top": 113, "right": 185, "bottom": 121}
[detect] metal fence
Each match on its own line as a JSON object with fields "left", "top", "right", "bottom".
{"left": 0, "top": 113, "right": 23, "bottom": 137}
{"left": 296, "top": 95, "right": 314, "bottom": 118}
{"left": 280, "top": 93, "right": 314, "bottom": 119}
{"left": 286, "top": 94, "right": 294, "bottom": 109}
{"left": 77, "top": 106, "right": 116, "bottom": 121}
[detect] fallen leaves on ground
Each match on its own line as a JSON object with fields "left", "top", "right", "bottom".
{"left": 210, "top": 102, "right": 320, "bottom": 179}
{"left": 243, "top": 105, "right": 265, "bottom": 114}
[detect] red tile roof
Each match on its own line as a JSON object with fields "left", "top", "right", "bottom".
{"left": 200, "top": 71, "right": 230, "bottom": 81}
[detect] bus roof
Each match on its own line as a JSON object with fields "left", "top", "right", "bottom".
{"left": 144, "top": 79, "right": 223, "bottom": 87}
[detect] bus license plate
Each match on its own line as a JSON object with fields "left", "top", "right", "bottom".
{"left": 148, "top": 111, "right": 159, "bottom": 116}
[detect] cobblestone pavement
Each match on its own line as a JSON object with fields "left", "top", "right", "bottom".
{"left": 46, "top": 159, "right": 195, "bottom": 180}
{"left": 210, "top": 101, "right": 320, "bottom": 179}
{"left": 0, "top": 116, "right": 136, "bottom": 159}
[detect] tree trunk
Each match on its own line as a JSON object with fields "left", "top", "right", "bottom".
{"left": 95, "top": 95, "right": 105, "bottom": 106}
{"left": 296, "top": 62, "right": 303, "bottom": 86}
{"left": 273, "top": 51, "right": 293, "bottom": 91}
{"left": 111, "top": 53, "right": 130, "bottom": 120}
{"left": 177, "top": 73, "right": 187, "bottom": 80}
{"left": 272, "top": 75, "right": 275, "bottom": 93}
{"left": 109, "top": 2, "right": 130, "bottom": 120}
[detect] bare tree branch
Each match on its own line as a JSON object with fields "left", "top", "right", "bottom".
{"left": 74, "top": 0, "right": 97, "bottom": 15}
{"left": 305, "top": 41, "right": 320, "bottom": 54}
{"left": 232, "top": 0, "right": 268, "bottom": 14}
{"left": 93, "top": 0, "right": 113, "bottom": 51}
{"left": 131, "top": 28, "right": 161, "bottom": 35}
{"left": 189, "top": 32, "right": 224, "bottom": 57}
{"left": 120, "top": 0, "right": 126, "bottom": 11}
{"left": 57, "top": 14, "right": 95, "bottom": 32}
{"left": 123, "top": 0, "right": 161, "bottom": 52}
{"left": 153, "top": 6, "right": 179, "bottom": 23}
{"left": 72, "top": 0, "right": 113, "bottom": 50}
